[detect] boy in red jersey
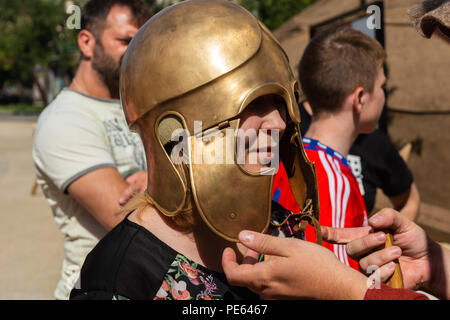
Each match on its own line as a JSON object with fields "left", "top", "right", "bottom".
{"left": 273, "top": 27, "right": 386, "bottom": 270}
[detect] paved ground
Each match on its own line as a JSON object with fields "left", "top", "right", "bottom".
{"left": 0, "top": 116, "right": 63, "bottom": 300}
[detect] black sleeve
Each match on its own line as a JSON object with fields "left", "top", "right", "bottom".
{"left": 69, "top": 217, "right": 180, "bottom": 300}
{"left": 353, "top": 130, "right": 413, "bottom": 199}
{"left": 374, "top": 130, "right": 413, "bottom": 197}
{"left": 299, "top": 102, "right": 312, "bottom": 136}
{"left": 70, "top": 289, "right": 114, "bottom": 300}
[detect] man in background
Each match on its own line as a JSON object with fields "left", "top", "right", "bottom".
{"left": 32, "top": 0, "right": 152, "bottom": 299}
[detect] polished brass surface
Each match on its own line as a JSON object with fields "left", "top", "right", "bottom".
{"left": 121, "top": 0, "right": 262, "bottom": 127}
{"left": 120, "top": 0, "right": 320, "bottom": 242}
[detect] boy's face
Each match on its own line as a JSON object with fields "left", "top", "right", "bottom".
{"left": 238, "top": 95, "right": 287, "bottom": 174}
{"left": 359, "top": 67, "right": 386, "bottom": 133}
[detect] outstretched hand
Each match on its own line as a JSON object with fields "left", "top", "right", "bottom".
{"left": 223, "top": 208, "right": 449, "bottom": 300}
{"left": 222, "top": 231, "right": 368, "bottom": 300}
{"left": 323, "top": 208, "right": 447, "bottom": 298}
{"left": 344, "top": 208, "right": 443, "bottom": 295}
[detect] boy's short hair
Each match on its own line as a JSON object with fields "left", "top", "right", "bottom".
{"left": 298, "top": 27, "right": 386, "bottom": 115}
{"left": 81, "top": 0, "right": 152, "bottom": 39}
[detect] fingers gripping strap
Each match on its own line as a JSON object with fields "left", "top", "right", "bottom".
{"left": 297, "top": 200, "right": 322, "bottom": 246}
{"left": 271, "top": 199, "right": 323, "bottom": 246}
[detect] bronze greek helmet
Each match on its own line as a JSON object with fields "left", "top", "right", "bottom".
{"left": 120, "top": 0, "right": 320, "bottom": 242}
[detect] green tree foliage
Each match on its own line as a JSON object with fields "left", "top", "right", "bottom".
{"left": 146, "top": 0, "right": 174, "bottom": 13}
{"left": 0, "top": 0, "right": 80, "bottom": 104}
{"left": 240, "top": 0, "right": 316, "bottom": 30}
{"left": 148, "top": 0, "right": 316, "bottom": 30}
{"left": 0, "top": 0, "right": 314, "bottom": 104}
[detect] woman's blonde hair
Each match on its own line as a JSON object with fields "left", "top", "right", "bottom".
{"left": 117, "top": 164, "right": 198, "bottom": 232}
{"left": 118, "top": 115, "right": 199, "bottom": 231}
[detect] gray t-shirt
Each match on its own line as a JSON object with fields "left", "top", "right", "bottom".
{"left": 32, "top": 88, "right": 146, "bottom": 299}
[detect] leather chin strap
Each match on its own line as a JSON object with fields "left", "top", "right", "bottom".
{"left": 270, "top": 199, "right": 323, "bottom": 246}
{"left": 264, "top": 198, "right": 323, "bottom": 262}
{"left": 298, "top": 199, "right": 323, "bottom": 246}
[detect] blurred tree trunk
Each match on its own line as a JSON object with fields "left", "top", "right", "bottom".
{"left": 33, "top": 77, "right": 48, "bottom": 106}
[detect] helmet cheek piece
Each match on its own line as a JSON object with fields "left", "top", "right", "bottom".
{"left": 279, "top": 122, "right": 322, "bottom": 245}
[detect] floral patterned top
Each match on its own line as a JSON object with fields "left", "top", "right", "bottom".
{"left": 70, "top": 202, "right": 303, "bottom": 300}
{"left": 154, "top": 254, "right": 241, "bottom": 300}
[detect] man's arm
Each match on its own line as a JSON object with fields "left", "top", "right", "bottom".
{"left": 68, "top": 167, "right": 141, "bottom": 231}
{"left": 34, "top": 110, "right": 148, "bottom": 231}
{"left": 389, "top": 182, "right": 420, "bottom": 221}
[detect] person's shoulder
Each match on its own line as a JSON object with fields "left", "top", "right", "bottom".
{"left": 362, "top": 129, "right": 394, "bottom": 151}
{"left": 33, "top": 89, "right": 112, "bottom": 145}
{"left": 302, "top": 137, "right": 319, "bottom": 155}
{"left": 72, "top": 219, "right": 141, "bottom": 298}
{"left": 75, "top": 218, "right": 177, "bottom": 299}
{"left": 36, "top": 89, "right": 95, "bottom": 128}
{"left": 81, "top": 217, "right": 143, "bottom": 268}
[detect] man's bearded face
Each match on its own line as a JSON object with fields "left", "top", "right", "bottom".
{"left": 92, "top": 38, "right": 122, "bottom": 96}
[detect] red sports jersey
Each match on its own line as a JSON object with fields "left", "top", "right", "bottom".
{"left": 272, "top": 138, "right": 368, "bottom": 270}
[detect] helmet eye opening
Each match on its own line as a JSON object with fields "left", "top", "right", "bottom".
{"left": 239, "top": 94, "right": 288, "bottom": 124}
{"left": 158, "top": 115, "right": 188, "bottom": 163}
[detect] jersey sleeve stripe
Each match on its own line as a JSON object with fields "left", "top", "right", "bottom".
{"left": 318, "top": 150, "right": 342, "bottom": 262}
{"left": 335, "top": 160, "right": 351, "bottom": 266}
{"left": 319, "top": 151, "right": 336, "bottom": 228}
{"left": 329, "top": 156, "right": 348, "bottom": 266}
{"left": 329, "top": 155, "right": 343, "bottom": 230}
